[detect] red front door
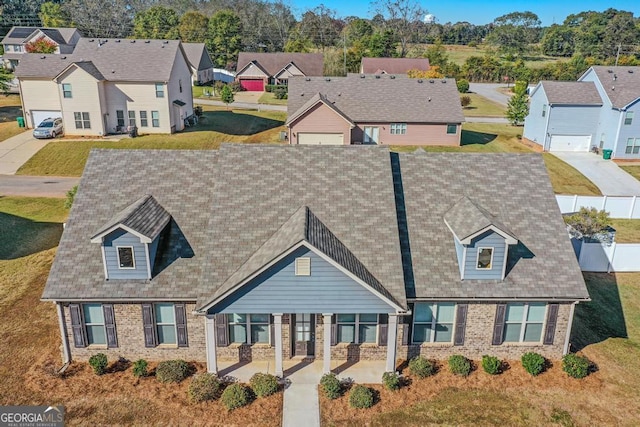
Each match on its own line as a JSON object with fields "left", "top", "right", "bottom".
{"left": 240, "top": 79, "right": 264, "bottom": 91}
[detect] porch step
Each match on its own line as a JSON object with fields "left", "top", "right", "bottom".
{"left": 282, "top": 383, "right": 320, "bottom": 427}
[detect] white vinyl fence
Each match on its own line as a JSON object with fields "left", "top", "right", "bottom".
{"left": 575, "top": 241, "right": 640, "bottom": 272}
{"left": 557, "top": 195, "right": 640, "bottom": 218}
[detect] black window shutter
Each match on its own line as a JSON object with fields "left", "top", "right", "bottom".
{"left": 103, "top": 304, "right": 118, "bottom": 348}
{"left": 175, "top": 303, "right": 188, "bottom": 347}
{"left": 215, "top": 314, "right": 229, "bottom": 347}
{"left": 69, "top": 304, "right": 86, "bottom": 348}
{"left": 330, "top": 314, "right": 337, "bottom": 346}
{"left": 270, "top": 315, "right": 275, "bottom": 347}
{"left": 378, "top": 314, "right": 388, "bottom": 346}
{"left": 141, "top": 304, "right": 157, "bottom": 348}
{"left": 454, "top": 304, "right": 468, "bottom": 346}
{"left": 402, "top": 304, "right": 413, "bottom": 345}
{"left": 543, "top": 303, "right": 559, "bottom": 345}
{"left": 492, "top": 303, "right": 507, "bottom": 345}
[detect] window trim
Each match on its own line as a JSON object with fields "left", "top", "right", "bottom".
{"left": 542, "top": 104, "right": 547, "bottom": 117}
{"left": 116, "top": 110, "right": 125, "bottom": 128}
{"left": 74, "top": 111, "right": 91, "bottom": 129}
{"left": 62, "top": 83, "right": 72, "bottom": 98}
{"left": 140, "top": 110, "right": 148, "bottom": 127}
{"left": 155, "top": 83, "right": 164, "bottom": 98}
{"left": 116, "top": 246, "right": 135, "bottom": 269}
{"left": 128, "top": 110, "right": 136, "bottom": 127}
{"left": 151, "top": 111, "right": 160, "bottom": 127}
{"left": 476, "top": 247, "right": 494, "bottom": 270}
{"left": 626, "top": 138, "right": 640, "bottom": 155}
{"left": 412, "top": 303, "right": 456, "bottom": 344}
{"left": 503, "top": 303, "right": 546, "bottom": 343}
{"left": 390, "top": 123, "right": 407, "bottom": 135}
{"left": 154, "top": 303, "right": 177, "bottom": 345}
{"left": 227, "top": 313, "right": 270, "bottom": 345}
{"left": 446, "top": 124, "right": 457, "bottom": 134}
{"left": 336, "top": 314, "right": 378, "bottom": 344}
{"left": 83, "top": 303, "right": 106, "bottom": 346}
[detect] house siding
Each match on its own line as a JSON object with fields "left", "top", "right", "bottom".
{"left": 103, "top": 229, "right": 148, "bottom": 279}
{"left": 237, "top": 63, "right": 268, "bottom": 79}
{"left": 547, "top": 105, "right": 600, "bottom": 142}
{"left": 523, "top": 85, "right": 548, "bottom": 147}
{"left": 105, "top": 82, "right": 172, "bottom": 134}
{"left": 20, "top": 79, "right": 61, "bottom": 128}
{"left": 57, "top": 66, "right": 105, "bottom": 135}
{"left": 615, "top": 101, "right": 640, "bottom": 159}
{"left": 353, "top": 122, "right": 460, "bottom": 146}
{"left": 210, "top": 247, "right": 396, "bottom": 314}
{"left": 289, "top": 103, "right": 352, "bottom": 145}
{"left": 166, "top": 48, "right": 194, "bottom": 132}
{"left": 463, "top": 231, "right": 505, "bottom": 280}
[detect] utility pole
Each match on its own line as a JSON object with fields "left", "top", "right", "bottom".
{"left": 615, "top": 44, "right": 621, "bottom": 67}
{"left": 343, "top": 32, "right": 347, "bottom": 76}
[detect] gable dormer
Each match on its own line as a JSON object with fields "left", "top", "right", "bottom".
{"left": 444, "top": 197, "right": 518, "bottom": 281}
{"left": 90, "top": 195, "right": 170, "bottom": 280}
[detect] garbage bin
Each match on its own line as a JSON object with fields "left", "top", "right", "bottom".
{"left": 16, "top": 116, "right": 24, "bottom": 128}
{"left": 602, "top": 149, "right": 613, "bottom": 160}
{"left": 128, "top": 126, "right": 138, "bottom": 138}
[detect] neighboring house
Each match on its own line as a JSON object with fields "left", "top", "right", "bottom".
{"left": 1, "top": 26, "right": 81, "bottom": 70}
{"left": 42, "top": 144, "right": 589, "bottom": 378}
{"left": 14, "top": 38, "right": 193, "bottom": 135}
{"left": 235, "top": 52, "right": 323, "bottom": 91}
{"left": 360, "top": 57, "right": 430, "bottom": 75}
{"left": 523, "top": 66, "right": 640, "bottom": 158}
{"left": 285, "top": 74, "right": 464, "bottom": 146}
{"left": 182, "top": 43, "right": 214, "bottom": 85}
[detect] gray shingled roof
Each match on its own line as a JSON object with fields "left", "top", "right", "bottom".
{"left": 236, "top": 52, "right": 324, "bottom": 77}
{"left": 42, "top": 149, "right": 218, "bottom": 301}
{"left": 15, "top": 38, "right": 184, "bottom": 81}
{"left": 539, "top": 81, "right": 602, "bottom": 105}
{"left": 397, "top": 151, "right": 589, "bottom": 300}
{"left": 182, "top": 43, "right": 214, "bottom": 71}
{"left": 287, "top": 75, "right": 465, "bottom": 124}
{"left": 361, "top": 57, "right": 430, "bottom": 74}
{"left": 586, "top": 66, "right": 640, "bottom": 109}
{"left": 1, "top": 27, "right": 79, "bottom": 44}
{"left": 286, "top": 92, "right": 354, "bottom": 126}
{"left": 444, "top": 196, "right": 517, "bottom": 243}
{"left": 91, "top": 194, "right": 171, "bottom": 243}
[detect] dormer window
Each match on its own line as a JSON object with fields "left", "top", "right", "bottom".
{"left": 476, "top": 247, "right": 493, "bottom": 269}
{"left": 117, "top": 246, "right": 135, "bottom": 269}
{"left": 295, "top": 257, "right": 311, "bottom": 276}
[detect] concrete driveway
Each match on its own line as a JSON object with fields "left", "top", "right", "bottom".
{"left": 0, "top": 130, "right": 53, "bottom": 175}
{"left": 469, "top": 83, "right": 512, "bottom": 107}
{"left": 552, "top": 152, "right": 640, "bottom": 196}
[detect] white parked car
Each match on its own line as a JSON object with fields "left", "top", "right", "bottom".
{"left": 33, "top": 117, "right": 64, "bottom": 139}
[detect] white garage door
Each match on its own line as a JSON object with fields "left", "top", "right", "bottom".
{"left": 297, "top": 133, "right": 344, "bottom": 145}
{"left": 549, "top": 135, "right": 591, "bottom": 152}
{"left": 31, "top": 110, "right": 62, "bottom": 128}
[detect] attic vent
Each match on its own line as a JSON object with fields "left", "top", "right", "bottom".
{"left": 441, "top": 79, "right": 446, "bottom": 83}
{"left": 614, "top": 74, "right": 617, "bottom": 80}
{"left": 607, "top": 69, "right": 613, "bottom": 73}
{"left": 163, "top": 40, "right": 169, "bottom": 44}
{"left": 305, "top": 77, "right": 311, "bottom": 81}
{"left": 161, "top": 45, "right": 165, "bottom": 48}
{"left": 145, "top": 40, "right": 150, "bottom": 43}
{"left": 338, "top": 92, "right": 341, "bottom": 96}
{"left": 115, "top": 39, "right": 121, "bottom": 43}
{"left": 417, "top": 79, "right": 423, "bottom": 83}
{"left": 390, "top": 75, "right": 395, "bottom": 79}
{"left": 375, "top": 75, "right": 380, "bottom": 79}
{"left": 429, "top": 79, "right": 434, "bottom": 83}
{"left": 40, "top": 55, "right": 46, "bottom": 59}
{"left": 130, "top": 40, "right": 136, "bottom": 43}
{"left": 61, "top": 56, "right": 66, "bottom": 59}
{"left": 629, "top": 70, "right": 634, "bottom": 73}
{"left": 325, "top": 77, "right": 331, "bottom": 81}
{"left": 112, "top": 70, "right": 115, "bottom": 73}
{"left": 295, "top": 257, "right": 311, "bottom": 276}
{"left": 428, "top": 97, "right": 431, "bottom": 102}
{"left": 360, "top": 74, "right": 365, "bottom": 78}
{"left": 300, "top": 92, "right": 304, "bottom": 96}
{"left": 89, "top": 39, "right": 94, "bottom": 42}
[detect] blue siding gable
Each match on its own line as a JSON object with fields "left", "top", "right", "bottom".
{"left": 103, "top": 228, "right": 148, "bottom": 279}
{"left": 463, "top": 230, "right": 506, "bottom": 280}
{"left": 209, "top": 247, "right": 396, "bottom": 314}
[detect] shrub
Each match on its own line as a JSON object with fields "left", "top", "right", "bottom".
{"left": 457, "top": 78, "right": 470, "bottom": 93}
{"left": 194, "top": 105, "right": 203, "bottom": 117}
{"left": 188, "top": 373, "right": 222, "bottom": 402}
{"left": 64, "top": 185, "right": 78, "bottom": 209}
{"left": 250, "top": 373, "right": 279, "bottom": 397}
{"left": 382, "top": 371, "right": 401, "bottom": 391}
{"left": 88, "top": 353, "right": 108, "bottom": 375}
{"left": 481, "top": 355, "right": 501, "bottom": 375}
{"left": 562, "top": 354, "right": 590, "bottom": 379}
{"left": 349, "top": 385, "right": 374, "bottom": 409}
{"left": 468, "top": 41, "right": 478, "bottom": 48}
{"left": 132, "top": 359, "right": 148, "bottom": 378}
{"left": 448, "top": 354, "right": 472, "bottom": 377}
{"left": 320, "top": 372, "right": 342, "bottom": 399}
{"left": 155, "top": 360, "right": 190, "bottom": 383}
{"left": 521, "top": 352, "right": 546, "bottom": 376}
{"left": 460, "top": 95, "right": 472, "bottom": 107}
{"left": 274, "top": 87, "right": 288, "bottom": 99}
{"left": 229, "top": 81, "right": 243, "bottom": 92}
{"left": 221, "top": 383, "right": 250, "bottom": 410}
{"left": 408, "top": 356, "right": 436, "bottom": 378}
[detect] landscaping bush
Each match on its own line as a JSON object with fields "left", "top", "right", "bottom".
{"left": 457, "top": 78, "right": 470, "bottom": 93}
{"left": 349, "top": 385, "right": 374, "bottom": 409}
{"left": 481, "top": 355, "right": 501, "bottom": 375}
{"left": 408, "top": 356, "right": 436, "bottom": 378}
{"left": 250, "top": 372, "right": 279, "bottom": 397}
{"left": 460, "top": 95, "right": 472, "bottom": 107}
{"left": 88, "top": 353, "right": 108, "bottom": 376}
{"left": 188, "top": 373, "right": 222, "bottom": 402}
{"left": 381, "top": 371, "right": 401, "bottom": 391}
{"left": 562, "top": 354, "right": 590, "bottom": 379}
{"left": 155, "top": 360, "right": 190, "bottom": 383}
{"left": 320, "top": 372, "right": 342, "bottom": 399}
{"left": 265, "top": 84, "right": 288, "bottom": 93}
{"left": 521, "top": 352, "right": 546, "bottom": 376}
{"left": 221, "top": 383, "right": 250, "bottom": 410}
{"left": 229, "top": 81, "right": 243, "bottom": 92}
{"left": 448, "top": 354, "right": 472, "bottom": 377}
{"left": 132, "top": 359, "right": 148, "bottom": 377}
{"left": 274, "top": 87, "right": 288, "bottom": 99}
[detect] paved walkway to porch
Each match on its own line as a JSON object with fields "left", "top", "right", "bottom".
{"left": 217, "top": 360, "right": 385, "bottom": 426}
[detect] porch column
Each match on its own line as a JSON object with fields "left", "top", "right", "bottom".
{"left": 274, "top": 313, "right": 283, "bottom": 377}
{"left": 385, "top": 314, "right": 399, "bottom": 372}
{"left": 323, "top": 313, "right": 332, "bottom": 374}
{"left": 205, "top": 315, "right": 218, "bottom": 373}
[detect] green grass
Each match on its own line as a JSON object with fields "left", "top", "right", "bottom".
{"left": 0, "top": 94, "right": 26, "bottom": 142}
{"left": 462, "top": 93, "right": 507, "bottom": 117}
{"left": 610, "top": 219, "right": 640, "bottom": 243}
{"left": 192, "top": 85, "right": 219, "bottom": 99}
{"left": 543, "top": 153, "right": 602, "bottom": 196}
{"left": 438, "top": 44, "right": 569, "bottom": 69}
{"left": 621, "top": 166, "right": 640, "bottom": 182}
{"left": 258, "top": 92, "right": 288, "bottom": 106}
{"left": 17, "top": 107, "right": 286, "bottom": 176}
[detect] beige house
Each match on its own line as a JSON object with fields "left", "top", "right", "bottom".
{"left": 15, "top": 38, "right": 193, "bottom": 135}
{"left": 182, "top": 43, "right": 215, "bottom": 85}
{"left": 1, "top": 26, "right": 81, "bottom": 70}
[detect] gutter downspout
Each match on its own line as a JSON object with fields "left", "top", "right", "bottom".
{"left": 56, "top": 302, "right": 71, "bottom": 365}
{"left": 563, "top": 302, "right": 578, "bottom": 355}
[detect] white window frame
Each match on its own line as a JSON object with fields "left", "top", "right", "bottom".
{"left": 116, "top": 246, "right": 136, "bottom": 269}
{"left": 626, "top": 138, "right": 640, "bottom": 155}
{"left": 154, "top": 303, "right": 177, "bottom": 345}
{"left": 128, "top": 110, "right": 136, "bottom": 127}
{"left": 155, "top": 83, "right": 164, "bottom": 98}
{"left": 151, "top": 111, "right": 160, "bottom": 127}
{"left": 295, "top": 257, "right": 311, "bottom": 276}
{"left": 542, "top": 104, "right": 547, "bottom": 117}
{"left": 446, "top": 124, "right": 457, "bottom": 134}
{"left": 140, "top": 111, "right": 148, "bottom": 127}
{"left": 74, "top": 112, "right": 90, "bottom": 129}
{"left": 228, "top": 313, "right": 270, "bottom": 344}
{"left": 390, "top": 123, "right": 407, "bottom": 135}
{"left": 83, "top": 303, "right": 106, "bottom": 345}
{"left": 624, "top": 111, "right": 633, "bottom": 125}
{"left": 504, "top": 303, "right": 546, "bottom": 343}
{"left": 412, "top": 303, "right": 456, "bottom": 344}
{"left": 336, "top": 314, "right": 378, "bottom": 344}
{"left": 62, "top": 83, "right": 72, "bottom": 98}
{"left": 476, "top": 247, "right": 494, "bottom": 270}
{"left": 116, "top": 110, "right": 125, "bottom": 128}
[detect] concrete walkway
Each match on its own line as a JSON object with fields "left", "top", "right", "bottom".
{"left": 0, "top": 175, "right": 79, "bottom": 198}
{"left": 553, "top": 152, "right": 640, "bottom": 196}
{"left": 469, "top": 83, "right": 512, "bottom": 107}
{"left": 0, "top": 130, "right": 51, "bottom": 175}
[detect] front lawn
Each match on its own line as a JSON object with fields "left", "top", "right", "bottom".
{"left": 0, "top": 94, "right": 26, "bottom": 142}
{"left": 258, "top": 92, "right": 288, "bottom": 106}
{"left": 462, "top": 93, "right": 506, "bottom": 117}
{"left": 610, "top": 219, "right": 640, "bottom": 243}
{"left": 192, "top": 85, "right": 219, "bottom": 99}
{"left": 543, "top": 152, "right": 602, "bottom": 196}
{"left": 17, "top": 107, "right": 286, "bottom": 176}
{"left": 621, "top": 165, "right": 640, "bottom": 182}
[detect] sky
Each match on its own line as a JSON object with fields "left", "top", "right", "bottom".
{"left": 292, "top": 0, "right": 640, "bottom": 26}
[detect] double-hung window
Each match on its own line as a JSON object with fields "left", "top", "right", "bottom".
{"left": 154, "top": 303, "right": 177, "bottom": 344}
{"left": 503, "top": 303, "right": 546, "bottom": 342}
{"left": 624, "top": 111, "right": 634, "bottom": 125}
{"left": 83, "top": 303, "right": 106, "bottom": 345}
{"left": 447, "top": 124, "right": 457, "bottom": 134}
{"left": 390, "top": 123, "right": 407, "bottom": 135}
{"left": 412, "top": 303, "right": 455, "bottom": 343}
{"left": 336, "top": 314, "right": 378, "bottom": 344}
{"left": 70, "top": 303, "right": 117, "bottom": 348}
{"left": 151, "top": 111, "right": 160, "bottom": 127}
{"left": 626, "top": 138, "right": 640, "bottom": 155}
{"left": 155, "top": 83, "right": 164, "bottom": 98}
{"left": 477, "top": 247, "right": 493, "bottom": 269}
{"left": 116, "top": 110, "right": 125, "bottom": 128}
{"left": 74, "top": 112, "right": 90, "bottom": 129}
{"left": 542, "top": 104, "right": 547, "bottom": 117}
{"left": 128, "top": 111, "right": 136, "bottom": 127}
{"left": 228, "top": 314, "right": 270, "bottom": 344}
{"left": 140, "top": 111, "right": 148, "bottom": 127}
{"left": 62, "top": 83, "right": 72, "bottom": 98}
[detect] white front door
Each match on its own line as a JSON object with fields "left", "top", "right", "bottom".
{"left": 363, "top": 126, "right": 380, "bottom": 144}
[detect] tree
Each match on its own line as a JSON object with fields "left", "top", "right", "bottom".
{"left": 506, "top": 92, "right": 529, "bottom": 125}
{"left": 486, "top": 11, "right": 541, "bottom": 55}
{"left": 208, "top": 10, "right": 243, "bottom": 68}
{"left": 565, "top": 208, "right": 611, "bottom": 239}
{"left": 25, "top": 37, "right": 58, "bottom": 53}
{"left": 460, "top": 95, "right": 471, "bottom": 108}
{"left": 540, "top": 24, "right": 575, "bottom": 57}
{"left": 40, "top": 1, "right": 70, "bottom": 27}
{"left": 425, "top": 40, "right": 449, "bottom": 67}
{"left": 368, "top": 30, "right": 395, "bottom": 57}
{"left": 0, "top": 68, "right": 12, "bottom": 95}
{"left": 63, "top": 0, "right": 140, "bottom": 38}
{"left": 179, "top": 11, "right": 209, "bottom": 43}
{"left": 298, "top": 5, "right": 343, "bottom": 51}
{"left": 220, "top": 84, "right": 234, "bottom": 109}
{"left": 371, "top": 0, "right": 426, "bottom": 57}
{"left": 133, "top": 5, "right": 180, "bottom": 40}
{"left": 457, "top": 78, "right": 469, "bottom": 93}
{"left": 407, "top": 66, "right": 445, "bottom": 79}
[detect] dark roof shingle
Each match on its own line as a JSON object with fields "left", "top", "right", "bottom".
{"left": 586, "top": 66, "right": 640, "bottom": 109}
{"left": 539, "top": 81, "right": 602, "bottom": 105}
{"left": 236, "top": 52, "right": 323, "bottom": 77}
{"left": 361, "top": 57, "right": 430, "bottom": 74}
